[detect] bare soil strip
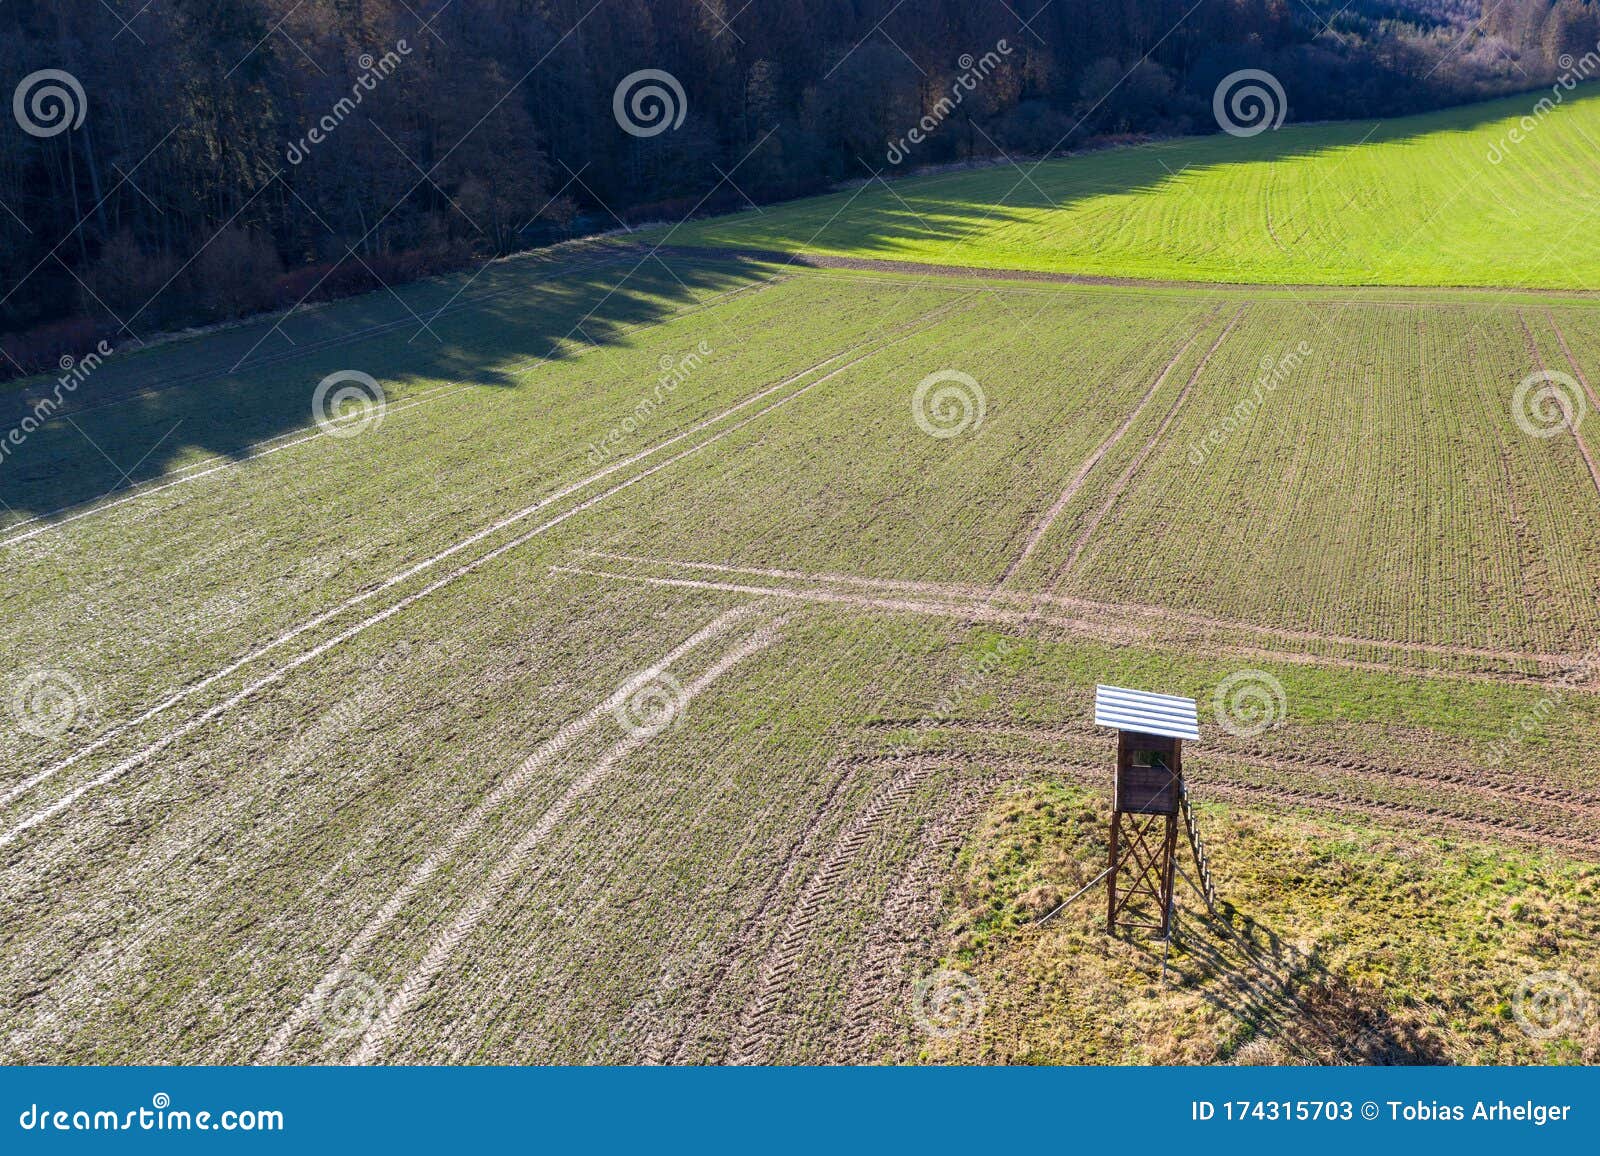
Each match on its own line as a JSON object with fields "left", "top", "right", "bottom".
{"left": 863, "top": 744, "right": 1600, "bottom": 859}
{"left": 875, "top": 717, "right": 1600, "bottom": 807}
{"left": 846, "top": 747, "right": 1600, "bottom": 851}
{"left": 1194, "top": 779, "right": 1600, "bottom": 858}
{"left": 647, "top": 245, "right": 1600, "bottom": 298}
{"left": 563, "top": 557, "right": 1579, "bottom": 682}
{"left": 350, "top": 616, "right": 785, "bottom": 1064}
{"left": 995, "top": 320, "right": 1209, "bottom": 585}
{"left": 5, "top": 300, "right": 974, "bottom": 843}
{"left": 1194, "top": 752, "right": 1600, "bottom": 823}
{"left": 1049, "top": 305, "right": 1248, "bottom": 587}
{"left": 916, "top": 747, "right": 1600, "bottom": 861}
{"left": 874, "top": 723, "right": 1600, "bottom": 830}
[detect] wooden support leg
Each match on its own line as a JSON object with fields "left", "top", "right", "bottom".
{"left": 1159, "top": 813, "right": 1179, "bottom": 938}
{"left": 1106, "top": 810, "right": 1120, "bottom": 935}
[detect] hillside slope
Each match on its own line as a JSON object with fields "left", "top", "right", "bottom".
{"left": 668, "top": 88, "right": 1600, "bottom": 289}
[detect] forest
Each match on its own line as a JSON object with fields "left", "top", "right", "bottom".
{"left": 2, "top": 0, "right": 1598, "bottom": 373}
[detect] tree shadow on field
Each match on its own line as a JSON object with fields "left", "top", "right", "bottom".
{"left": 1, "top": 84, "right": 1587, "bottom": 527}
{"left": 1157, "top": 898, "right": 1448, "bottom": 1065}
{"left": 0, "top": 246, "right": 774, "bottom": 525}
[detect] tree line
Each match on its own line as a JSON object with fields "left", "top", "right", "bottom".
{"left": 1, "top": 0, "right": 1593, "bottom": 374}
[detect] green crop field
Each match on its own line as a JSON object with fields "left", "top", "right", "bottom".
{"left": 5, "top": 102, "right": 1600, "bottom": 1066}
{"left": 666, "top": 88, "right": 1600, "bottom": 289}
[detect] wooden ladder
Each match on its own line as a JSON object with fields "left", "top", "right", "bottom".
{"left": 1179, "top": 780, "right": 1218, "bottom": 913}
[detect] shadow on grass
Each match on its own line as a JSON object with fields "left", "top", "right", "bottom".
{"left": 0, "top": 247, "right": 781, "bottom": 526}
{"left": 1156, "top": 896, "right": 1449, "bottom": 1065}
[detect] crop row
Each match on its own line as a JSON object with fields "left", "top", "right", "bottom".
{"left": 1028, "top": 302, "right": 1600, "bottom": 654}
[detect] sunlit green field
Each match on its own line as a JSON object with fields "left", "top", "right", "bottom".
{"left": 668, "top": 89, "right": 1600, "bottom": 288}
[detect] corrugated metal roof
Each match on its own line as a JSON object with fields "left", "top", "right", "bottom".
{"left": 1094, "top": 684, "right": 1199, "bottom": 741}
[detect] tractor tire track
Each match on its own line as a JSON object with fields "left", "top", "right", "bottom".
{"left": 258, "top": 605, "right": 769, "bottom": 1062}
{"left": 561, "top": 563, "right": 1589, "bottom": 692}
{"left": 1049, "top": 305, "right": 1248, "bottom": 588}
{"left": 1519, "top": 309, "right": 1600, "bottom": 499}
{"left": 351, "top": 617, "right": 786, "bottom": 1065}
{"left": 1196, "top": 779, "right": 1600, "bottom": 858}
{"left": 586, "top": 552, "right": 1572, "bottom": 673}
{"left": 870, "top": 717, "right": 1600, "bottom": 808}
{"left": 726, "top": 758, "right": 948, "bottom": 1064}
{"left": 996, "top": 319, "right": 1209, "bottom": 585}
{"left": 664, "top": 753, "right": 867, "bottom": 1064}
{"left": 849, "top": 745, "right": 1600, "bottom": 860}
{"left": 832, "top": 773, "right": 1006, "bottom": 1062}
{"left": 1544, "top": 308, "right": 1600, "bottom": 414}
{"left": 5, "top": 297, "right": 975, "bottom": 844}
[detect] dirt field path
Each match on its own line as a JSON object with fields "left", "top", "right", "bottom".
{"left": 647, "top": 246, "right": 1600, "bottom": 298}
{"left": 562, "top": 554, "right": 1584, "bottom": 685}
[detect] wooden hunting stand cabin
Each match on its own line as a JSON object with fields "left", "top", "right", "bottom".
{"left": 1093, "top": 685, "right": 1201, "bottom": 939}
